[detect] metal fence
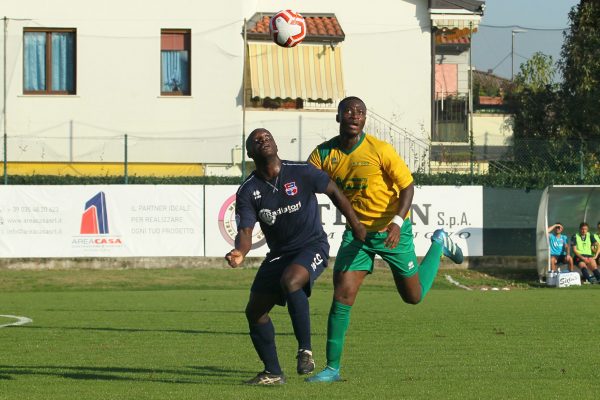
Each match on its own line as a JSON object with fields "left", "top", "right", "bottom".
{"left": 430, "top": 138, "right": 600, "bottom": 177}
{"left": 365, "top": 110, "right": 431, "bottom": 174}
{"left": 3, "top": 128, "right": 600, "bottom": 183}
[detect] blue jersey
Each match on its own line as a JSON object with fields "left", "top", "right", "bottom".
{"left": 235, "top": 161, "right": 330, "bottom": 255}
{"left": 549, "top": 233, "right": 568, "bottom": 256}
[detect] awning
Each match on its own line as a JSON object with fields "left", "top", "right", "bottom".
{"left": 431, "top": 14, "right": 481, "bottom": 30}
{"left": 247, "top": 43, "right": 344, "bottom": 101}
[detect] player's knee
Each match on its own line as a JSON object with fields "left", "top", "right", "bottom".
{"left": 334, "top": 288, "right": 358, "bottom": 306}
{"left": 280, "top": 275, "right": 304, "bottom": 293}
{"left": 404, "top": 296, "right": 421, "bottom": 305}
{"left": 401, "top": 294, "right": 423, "bottom": 306}
{"left": 245, "top": 304, "right": 266, "bottom": 324}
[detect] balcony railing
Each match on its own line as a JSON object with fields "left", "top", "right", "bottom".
{"left": 433, "top": 93, "right": 468, "bottom": 143}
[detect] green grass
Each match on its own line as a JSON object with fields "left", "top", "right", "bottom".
{"left": 0, "top": 267, "right": 597, "bottom": 399}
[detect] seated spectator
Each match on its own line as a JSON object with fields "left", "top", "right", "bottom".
{"left": 594, "top": 221, "right": 600, "bottom": 263}
{"left": 571, "top": 222, "right": 600, "bottom": 284}
{"left": 547, "top": 222, "right": 574, "bottom": 272}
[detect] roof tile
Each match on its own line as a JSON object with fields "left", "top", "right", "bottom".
{"left": 247, "top": 13, "right": 345, "bottom": 42}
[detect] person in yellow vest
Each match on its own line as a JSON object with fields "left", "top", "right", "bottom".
{"left": 571, "top": 222, "right": 600, "bottom": 284}
{"left": 594, "top": 221, "right": 600, "bottom": 264}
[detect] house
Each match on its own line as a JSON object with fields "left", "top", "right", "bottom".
{"left": 0, "top": 1, "right": 489, "bottom": 178}
{"left": 429, "top": 0, "right": 513, "bottom": 173}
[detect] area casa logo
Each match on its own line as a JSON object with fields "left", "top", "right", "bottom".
{"left": 73, "top": 191, "right": 122, "bottom": 247}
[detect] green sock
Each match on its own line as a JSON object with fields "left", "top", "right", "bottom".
{"left": 325, "top": 300, "right": 352, "bottom": 370}
{"left": 418, "top": 241, "right": 443, "bottom": 301}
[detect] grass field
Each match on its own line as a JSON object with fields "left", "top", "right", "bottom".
{"left": 0, "top": 267, "right": 597, "bottom": 399}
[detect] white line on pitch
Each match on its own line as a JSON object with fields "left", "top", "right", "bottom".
{"left": 0, "top": 315, "right": 33, "bottom": 328}
{"left": 444, "top": 274, "right": 473, "bottom": 291}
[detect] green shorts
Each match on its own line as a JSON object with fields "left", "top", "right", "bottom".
{"left": 334, "top": 218, "right": 418, "bottom": 277}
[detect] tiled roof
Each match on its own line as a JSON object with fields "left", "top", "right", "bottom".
{"left": 478, "top": 96, "right": 503, "bottom": 105}
{"left": 436, "top": 35, "right": 470, "bottom": 45}
{"left": 473, "top": 70, "right": 511, "bottom": 85}
{"left": 246, "top": 13, "right": 345, "bottom": 43}
{"left": 435, "top": 28, "right": 472, "bottom": 45}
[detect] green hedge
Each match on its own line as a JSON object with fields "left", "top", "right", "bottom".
{"left": 4, "top": 175, "right": 241, "bottom": 185}
{"left": 414, "top": 171, "right": 600, "bottom": 189}
{"left": 3, "top": 171, "right": 599, "bottom": 189}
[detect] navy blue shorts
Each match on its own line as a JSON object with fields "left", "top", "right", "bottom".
{"left": 251, "top": 241, "right": 329, "bottom": 306}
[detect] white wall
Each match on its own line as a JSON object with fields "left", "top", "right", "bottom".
{"left": 473, "top": 114, "right": 512, "bottom": 147}
{"left": 1, "top": 0, "right": 431, "bottom": 164}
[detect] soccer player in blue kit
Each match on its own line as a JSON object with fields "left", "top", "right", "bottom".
{"left": 225, "top": 128, "right": 366, "bottom": 385}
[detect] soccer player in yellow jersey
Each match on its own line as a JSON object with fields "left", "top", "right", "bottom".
{"left": 306, "top": 96, "right": 464, "bottom": 383}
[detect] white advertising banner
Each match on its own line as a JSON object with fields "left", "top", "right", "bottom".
{"left": 204, "top": 185, "right": 268, "bottom": 257}
{"left": 0, "top": 185, "right": 204, "bottom": 257}
{"left": 204, "top": 185, "right": 483, "bottom": 257}
{"left": 412, "top": 186, "right": 483, "bottom": 256}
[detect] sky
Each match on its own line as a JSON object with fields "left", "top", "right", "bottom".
{"left": 472, "top": 0, "right": 580, "bottom": 80}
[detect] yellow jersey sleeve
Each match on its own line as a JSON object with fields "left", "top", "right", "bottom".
{"left": 380, "top": 142, "right": 413, "bottom": 190}
{"left": 307, "top": 147, "right": 322, "bottom": 169}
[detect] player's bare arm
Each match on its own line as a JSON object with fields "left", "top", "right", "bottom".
{"left": 385, "top": 182, "right": 414, "bottom": 249}
{"left": 547, "top": 224, "right": 559, "bottom": 234}
{"left": 324, "top": 180, "right": 366, "bottom": 242}
{"left": 225, "top": 227, "right": 253, "bottom": 268}
{"left": 573, "top": 244, "right": 582, "bottom": 258}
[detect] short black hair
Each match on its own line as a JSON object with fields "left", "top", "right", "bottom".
{"left": 579, "top": 222, "right": 589, "bottom": 229}
{"left": 337, "top": 96, "right": 366, "bottom": 114}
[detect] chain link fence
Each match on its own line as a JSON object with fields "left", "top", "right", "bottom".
{"left": 3, "top": 129, "right": 600, "bottom": 184}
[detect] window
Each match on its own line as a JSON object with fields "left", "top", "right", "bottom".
{"left": 23, "top": 28, "right": 76, "bottom": 94}
{"left": 161, "top": 29, "right": 191, "bottom": 95}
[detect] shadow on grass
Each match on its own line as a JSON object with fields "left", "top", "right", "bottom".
{"left": 0, "top": 364, "right": 254, "bottom": 385}
{"left": 20, "top": 325, "right": 273, "bottom": 336}
{"left": 42, "top": 309, "right": 244, "bottom": 314}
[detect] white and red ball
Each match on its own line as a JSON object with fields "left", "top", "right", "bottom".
{"left": 269, "top": 10, "right": 306, "bottom": 48}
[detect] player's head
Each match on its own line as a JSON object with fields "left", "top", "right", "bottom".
{"left": 246, "top": 128, "right": 278, "bottom": 160}
{"left": 579, "top": 222, "right": 589, "bottom": 235}
{"left": 336, "top": 96, "right": 367, "bottom": 137}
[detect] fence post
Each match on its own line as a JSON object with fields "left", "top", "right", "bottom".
{"left": 3, "top": 133, "right": 6, "bottom": 185}
{"left": 579, "top": 140, "right": 584, "bottom": 181}
{"left": 298, "top": 115, "right": 303, "bottom": 161}
{"left": 124, "top": 134, "right": 128, "bottom": 184}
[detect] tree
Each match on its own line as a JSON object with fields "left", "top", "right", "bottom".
{"left": 508, "top": 52, "right": 560, "bottom": 140}
{"left": 503, "top": 53, "right": 575, "bottom": 171}
{"left": 560, "top": 0, "right": 600, "bottom": 139}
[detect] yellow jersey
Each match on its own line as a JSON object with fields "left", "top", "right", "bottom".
{"left": 308, "top": 132, "right": 413, "bottom": 232}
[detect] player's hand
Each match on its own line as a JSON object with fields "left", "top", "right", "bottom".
{"left": 225, "top": 249, "right": 244, "bottom": 268}
{"left": 351, "top": 223, "right": 367, "bottom": 242}
{"left": 384, "top": 222, "right": 401, "bottom": 249}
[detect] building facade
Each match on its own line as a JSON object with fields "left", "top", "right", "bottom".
{"left": 1, "top": 0, "right": 492, "bottom": 177}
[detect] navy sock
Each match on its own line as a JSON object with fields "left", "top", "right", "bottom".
{"left": 249, "top": 319, "right": 282, "bottom": 375}
{"left": 593, "top": 269, "right": 600, "bottom": 280}
{"left": 581, "top": 267, "right": 592, "bottom": 282}
{"left": 286, "top": 289, "right": 311, "bottom": 351}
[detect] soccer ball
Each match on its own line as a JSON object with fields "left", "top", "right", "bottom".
{"left": 269, "top": 10, "right": 306, "bottom": 48}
